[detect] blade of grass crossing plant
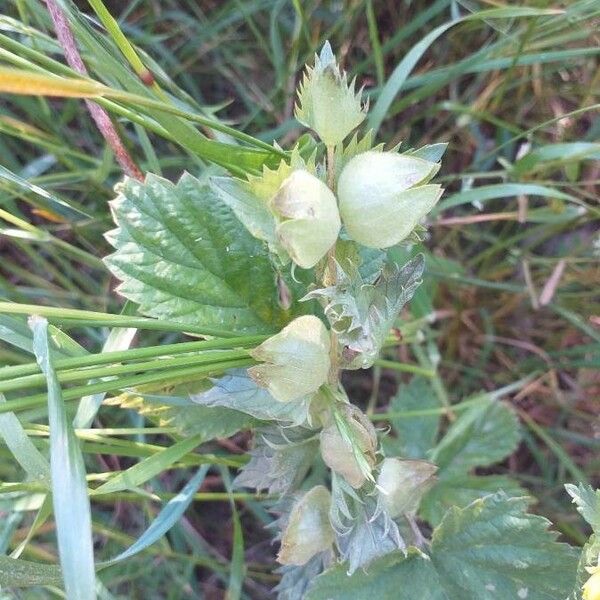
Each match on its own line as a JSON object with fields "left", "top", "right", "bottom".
{"left": 368, "top": 7, "right": 564, "bottom": 135}
{"left": 74, "top": 301, "right": 137, "bottom": 429}
{"left": 29, "top": 316, "right": 96, "bottom": 600}
{"left": 432, "top": 183, "right": 580, "bottom": 216}
{"left": 0, "top": 555, "right": 63, "bottom": 587}
{"left": 92, "top": 433, "right": 204, "bottom": 495}
{"left": 0, "top": 393, "right": 50, "bottom": 484}
{"left": 0, "top": 164, "right": 90, "bottom": 220}
{"left": 221, "top": 466, "right": 246, "bottom": 600}
{"left": 11, "top": 494, "right": 53, "bottom": 559}
{"left": 102, "top": 465, "right": 209, "bottom": 565}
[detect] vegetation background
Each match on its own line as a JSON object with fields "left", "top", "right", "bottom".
{"left": 0, "top": 0, "right": 598, "bottom": 598}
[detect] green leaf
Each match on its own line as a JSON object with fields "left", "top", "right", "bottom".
{"left": 420, "top": 474, "right": 527, "bottom": 527}
{"left": 93, "top": 434, "right": 204, "bottom": 495}
{"left": 565, "top": 483, "right": 600, "bottom": 591}
{"left": 170, "top": 404, "right": 257, "bottom": 440}
{"left": 234, "top": 426, "right": 318, "bottom": 495}
{"left": 386, "top": 376, "right": 441, "bottom": 459}
{"left": 305, "top": 255, "right": 424, "bottom": 369}
{"left": 512, "top": 142, "right": 600, "bottom": 176}
{"left": 428, "top": 399, "right": 520, "bottom": 477}
{"left": 104, "top": 466, "right": 208, "bottom": 565}
{"left": 565, "top": 483, "right": 600, "bottom": 533}
{"left": 0, "top": 555, "right": 62, "bottom": 587}
{"left": 276, "top": 553, "right": 331, "bottom": 600}
{"left": 211, "top": 176, "right": 278, "bottom": 253}
{"left": 30, "top": 316, "right": 96, "bottom": 600}
{"left": 433, "top": 182, "right": 578, "bottom": 215}
{"left": 368, "top": 7, "right": 565, "bottom": 135}
{"left": 310, "top": 494, "right": 577, "bottom": 599}
{"left": 0, "top": 393, "right": 50, "bottom": 485}
{"left": 191, "top": 368, "right": 310, "bottom": 425}
{"left": 306, "top": 550, "right": 446, "bottom": 600}
{"left": 0, "top": 163, "right": 90, "bottom": 221}
{"left": 105, "top": 173, "right": 294, "bottom": 334}
{"left": 431, "top": 493, "right": 578, "bottom": 600}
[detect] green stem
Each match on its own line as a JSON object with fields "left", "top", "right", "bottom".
{"left": 0, "top": 349, "right": 251, "bottom": 393}
{"left": 0, "top": 335, "right": 266, "bottom": 381}
{"left": 0, "top": 357, "right": 253, "bottom": 416}
{"left": 0, "top": 302, "right": 255, "bottom": 337}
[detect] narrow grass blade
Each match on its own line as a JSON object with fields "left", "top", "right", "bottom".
{"left": 222, "top": 466, "right": 246, "bottom": 600}
{"left": 368, "top": 7, "right": 563, "bottom": 135}
{"left": 74, "top": 323, "right": 137, "bottom": 429}
{"left": 103, "top": 465, "right": 209, "bottom": 565}
{"left": 0, "top": 66, "right": 105, "bottom": 97}
{"left": 0, "top": 393, "right": 50, "bottom": 484}
{"left": 30, "top": 316, "right": 97, "bottom": 600}
{"left": 92, "top": 433, "right": 204, "bottom": 495}
{"left": 0, "top": 555, "right": 62, "bottom": 587}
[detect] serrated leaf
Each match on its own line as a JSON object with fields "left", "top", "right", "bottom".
{"left": 431, "top": 493, "right": 578, "bottom": 600}
{"left": 276, "top": 552, "right": 331, "bottom": 600}
{"left": 234, "top": 426, "right": 318, "bottom": 495}
{"left": 191, "top": 368, "right": 310, "bottom": 425}
{"left": 386, "top": 376, "right": 441, "bottom": 459}
{"left": 428, "top": 399, "right": 521, "bottom": 477}
{"left": 105, "top": 173, "right": 293, "bottom": 334}
{"left": 305, "top": 255, "right": 424, "bottom": 369}
{"left": 295, "top": 41, "right": 367, "bottom": 146}
{"left": 330, "top": 477, "right": 405, "bottom": 574}
{"left": 566, "top": 483, "right": 600, "bottom": 533}
{"left": 306, "top": 550, "right": 446, "bottom": 600}
{"left": 310, "top": 494, "right": 578, "bottom": 599}
{"left": 420, "top": 474, "right": 527, "bottom": 527}
{"left": 565, "top": 483, "right": 600, "bottom": 598}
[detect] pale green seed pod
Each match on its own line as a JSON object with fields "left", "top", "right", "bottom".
{"left": 377, "top": 458, "right": 437, "bottom": 518}
{"left": 320, "top": 404, "right": 378, "bottom": 488}
{"left": 271, "top": 170, "right": 341, "bottom": 269}
{"left": 338, "top": 151, "right": 443, "bottom": 248}
{"left": 277, "top": 485, "right": 334, "bottom": 566}
{"left": 249, "top": 315, "right": 331, "bottom": 402}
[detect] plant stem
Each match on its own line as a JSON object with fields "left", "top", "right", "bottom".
{"left": 44, "top": 0, "right": 143, "bottom": 180}
{"left": 325, "top": 144, "right": 340, "bottom": 384}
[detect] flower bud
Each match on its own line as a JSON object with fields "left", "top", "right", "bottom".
{"left": 277, "top": 485, "right": 334, "bottom": 566}
{"left": 338, "top": 151, "right": 443, "bottom": 248}
{"left": 584, "top": 566, "right": 600, "bottom": 600}
{"left": 271, "top": 170, "right": 341, "bottom": 269}
{"left": 320, "top": 404, "right": 378, "bottom": 488}
{"left": 249, "top": 315, "right": 330, "bottom": 402}
{"left": 376, "top": 458, "right": 437, "bottom": 518}
{"left": 295, "top": 41, "right": 367, "bottom": 147}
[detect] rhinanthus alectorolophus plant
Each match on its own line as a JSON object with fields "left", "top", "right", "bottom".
{"left": 103, "top": 43, "right": 596, "bottom": 600}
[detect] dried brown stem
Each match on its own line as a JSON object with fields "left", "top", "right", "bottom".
{"left": 45, "top": 0, "right": 143, "bottom": 181}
